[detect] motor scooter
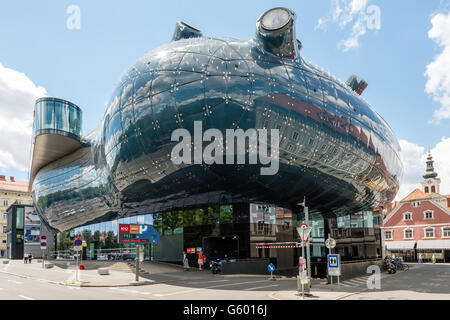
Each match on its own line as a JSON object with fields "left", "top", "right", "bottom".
{"left": 209, "top": 259, "right": 225, "bottom": 274}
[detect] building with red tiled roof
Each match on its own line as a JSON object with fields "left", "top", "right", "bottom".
{"left": 0, "top": 175, "right": 33, "bottom": 257}
{"left": 381, "top": 152, "right": 450, "bottom": 262}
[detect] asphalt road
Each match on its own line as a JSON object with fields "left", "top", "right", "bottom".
{"left": 0, "top": 271, "right": 296, "bottom": 300}
{"left": 0, "top": 263, "right": 448, "bottom": 300}
{"left": 339, "top": 263, "right": 450, "bottom": 300}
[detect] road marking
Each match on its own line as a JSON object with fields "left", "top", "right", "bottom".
{"left": 244, "top": 284, "right": 279, "bottom": 291}
{"left": 188, "top": 280, "right": 230, "bottom": 284}
{"left": 152, "top": 280, "right": 269, "bottom": 297}
{"left": 18, "top": 295, "right": 34, "bottom": 300}
{"left": 8, "top": 280, "right": 22, "bottom": 284}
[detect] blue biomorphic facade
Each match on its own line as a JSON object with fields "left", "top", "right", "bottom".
{"left": 30, "top": 8, "right": 402, "bottom": 267}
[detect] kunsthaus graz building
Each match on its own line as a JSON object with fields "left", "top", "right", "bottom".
{"left": 29, "top": 7, "right": 402, "bottom": 276}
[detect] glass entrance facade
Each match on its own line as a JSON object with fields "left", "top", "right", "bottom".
{"left": 63, "top": 204, "right": 382, "bottom": 277}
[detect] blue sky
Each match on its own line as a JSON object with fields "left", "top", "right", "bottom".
{"left": 0, "top": 0, "right": 449, "bottom": 199}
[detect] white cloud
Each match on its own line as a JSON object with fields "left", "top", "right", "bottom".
{"left": 425, "top": 12, "right": 450, "bottom": 123}
{"left": 395, "top": 137, "right": 450, "bottom": 201}
{"left": 317, "top": 0, "right": 379, "bottom": 52}
{"left": 0, "top": 63, "right": 46, "bottom": 173}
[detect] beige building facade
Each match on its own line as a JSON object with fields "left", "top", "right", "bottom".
{"left": 0, "top": 175, "right": 32, "bottom": 257}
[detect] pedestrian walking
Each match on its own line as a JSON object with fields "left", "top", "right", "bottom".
{"left": 432, "top": 254, "right": 436, "bottom": 264}
{"left": 28, "top": 253, "right": 33, "bottom": 264}
{"left": 24, "top": 253, "right": 28, "bottom": 264}
{"left": 198, "top": 252, "right": 204, "bottom": 271}
{"left": 418, "top": 253, "right": 423, "bottom": 264}
{"left": 182, "top": 251, "right": 189, "bottom": 271}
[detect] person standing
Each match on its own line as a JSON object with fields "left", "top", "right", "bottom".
{"left": 28, "top": 253, "right": 33, "bottom": 264}
{"left": 24, "top": 253, "right": 28, "bottom": 264}
{"left": 182, "top": 251, "right": 190, "bottom": 271}
{"left": 198, "top": 252, "right": 204, "bottom": 271}
{"left": 432, "top": 253, "right": 436, "bottom": 264}
{"left": 418, "top": 253, "right": 423, "bottom": 264}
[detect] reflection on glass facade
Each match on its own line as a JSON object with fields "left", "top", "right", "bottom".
{"left": 31, "top": 7, "right": 400, "bottom": 274}
{"left": 35, "top": 97, "right": 82, "bottom": 139}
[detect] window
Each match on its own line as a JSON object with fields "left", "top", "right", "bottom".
{"left": 292, "top": 131, "right": 299, "bottom": 141}
{"left": 425, "top": 228, "right": 435, "bottom": 238}
{"left": 425, "top": 187, "right": 429, "bottom": 193}
{"left": 424, "top": 211, "right": 434, "bottom": 220}
{"left": 385, "top": 231, "right": 392, "bottom": 240}
{"left": 2, "top": 213, "right": 6, "bottom": 220}
{"left": 2, "top": 200, "right": 7, "bottom": 207}
{"left": 404, "top": 229, "right": 413, "bottom": 239}
{"left": 412, "top": 202, "right": 420, "bottom": 208}
{"left": 2, "top": 226, "right": 5, "bottom": 233}
{"left": 403, "top": 213, "right": 412, "bottom": 221}
{"left": 431, "top": 186, "right": 436, "bottom": 193}
{"left": 443, "top": 228, "right": 450, "bottom": 238}
{"left": 16, "top": 207, "right": 24, "bottom": 230}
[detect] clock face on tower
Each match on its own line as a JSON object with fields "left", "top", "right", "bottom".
{"left": 427, "top": 179, "right": 433, "bottom": 185}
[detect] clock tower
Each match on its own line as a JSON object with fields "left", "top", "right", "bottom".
{"left": 421, "top": 151, "right": 441, "bottom": 194}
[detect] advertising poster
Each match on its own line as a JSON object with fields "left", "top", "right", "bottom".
{"left": 25, "top": 226, "right": 41, "bottom": 244}
{"left": 24, "top": 207, "right": 40, "bottom": 225}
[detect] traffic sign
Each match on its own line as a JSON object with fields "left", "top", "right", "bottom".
{"left": 74, "top": 239, "right": 82, "bottom": 247}
{"left": 325, "top": 238, "right": 336, "bottom": 249}
{"left": 74, "top": 246, "right": 82, "bottom": 252}
{"left": 299, "top": 257, "right": 306, "bottom": 267}
{"left": 41, "top": 236, "right": 47, "bottom": 240}
{"left": 82, "top": 240, "right": 87, "bottom": 247}
{"left": 296, "top": 223, "right": 312, "bottom": 242}
{"left": 40, "top": 242, "right": 47, "bottom": 250}
{"left": 267, "top": 263, "right": 275, "bottom": 272}
{"left": 327, "top": 254, "right": 341, "bottom": 276}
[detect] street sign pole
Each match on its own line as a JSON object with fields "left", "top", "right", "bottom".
{"left": 304, "top": 203, "right": 311, "bottom": 281}
{"left": 135, "top": 244, "right": 140, "bottom": 282}
{"left": 301, "top": 229, "right": 305, "bottom": 299}
{"left": 328, "top": 233, "right": 332, "bottom": 287}
{"left": 76, "top": 251, "right": 79, "bottom": 282}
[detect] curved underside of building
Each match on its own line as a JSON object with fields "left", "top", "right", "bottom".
{"left": 31, "top": 8, "right": 402, "bottom": 232}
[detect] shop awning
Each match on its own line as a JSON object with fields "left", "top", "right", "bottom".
{"left": 385, "top": 241, "right": 416, "bottom": 250}
{"left": 416, "top": 240, "right": 450, "bottom": 250}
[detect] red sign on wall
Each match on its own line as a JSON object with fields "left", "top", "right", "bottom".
{"left": 120, "top": 225, "right": 130, "bottom": 234}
